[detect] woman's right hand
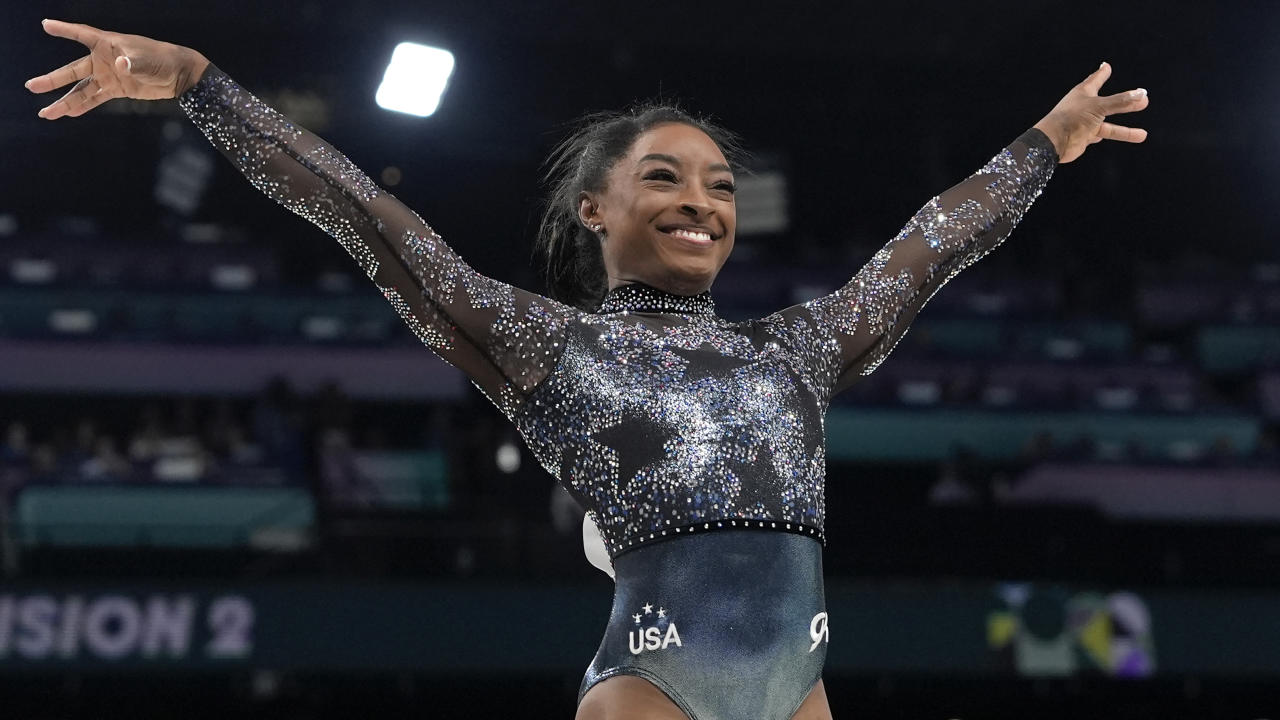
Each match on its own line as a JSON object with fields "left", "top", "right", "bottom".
{"left": 25, "top": 19, "right": 210, "bottom": 120}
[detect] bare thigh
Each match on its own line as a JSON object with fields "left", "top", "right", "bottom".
{"left": 575, "top": 676, "right": 832, "bottom": 720}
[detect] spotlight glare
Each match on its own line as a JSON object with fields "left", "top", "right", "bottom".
{"left": 375, "top": 42, "right": 455, "bottom": 117}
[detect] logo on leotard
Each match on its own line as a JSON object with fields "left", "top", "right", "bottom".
{"left": 809, "top": 612, "right": 829, "bottom": 652}
{"left": 628, "top": 602, "right": 682, "bottom": 655}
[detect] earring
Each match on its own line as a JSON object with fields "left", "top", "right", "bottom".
{"left": 588, "top": 223, "right": 603, "bottom": 233}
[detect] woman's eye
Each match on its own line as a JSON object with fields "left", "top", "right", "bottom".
{"left": 714, "top": 182, "right": 736, "bottom": 194}
{"left": 644, "top": 170, "right": 677, "bottom": 182}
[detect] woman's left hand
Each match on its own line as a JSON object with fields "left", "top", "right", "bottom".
{"left": 1033, "top": 62, "right": 1148, "bottom": 163}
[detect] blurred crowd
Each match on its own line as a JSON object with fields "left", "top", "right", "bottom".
{"left": 0, "top": 379, "right": 398, "bottom": 494}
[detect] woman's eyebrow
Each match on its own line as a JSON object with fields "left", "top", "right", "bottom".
{"left": 638, "top": 153, "right": 681, "bottom": 166}
{"left": 637, "top": 153, "right": 732, "bottom": 173}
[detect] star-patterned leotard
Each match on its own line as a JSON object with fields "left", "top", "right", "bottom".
{"left": 179, "top": 65, "right": 1056, "bottom": 719}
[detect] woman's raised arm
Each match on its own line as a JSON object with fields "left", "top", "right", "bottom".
{"left": 762, "top": 62, "right": 1148, "bottom": 398}
{"left": 26, "top": 19, "right": 579, "bottom": 418}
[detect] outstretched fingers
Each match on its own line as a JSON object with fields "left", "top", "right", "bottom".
{"left": 25, "top": 55, "right": 92, "bottom": 94}
{"left": 1097, "top": 122, "right": 1148, "bottom": 144}
{"left": 1094, "top": 87, "right": 1149, "bottom": 144}
{"left": 40, "top": 19, "right": 104, "bottom": 49}
{"left": 1080, "top": 61, "right": 1112, "bottom": 95}
{"left": 1038, "top": 62, "right": 1150, "bottom": 161}
{"left": 1102, "top": 88, "right": 1149, "bottom": 115}
{"left": 38, "top": 76, "right": 107, "bottom": 119}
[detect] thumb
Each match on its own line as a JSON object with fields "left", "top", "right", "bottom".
{"left": 116, "top": 53, "right": 162, "bottom": 78}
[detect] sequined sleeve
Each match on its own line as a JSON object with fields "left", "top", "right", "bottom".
{"left": 763, "top": 129, "right": 1057, "bottom": 398}
{"left": 178, "top": 64, "right": 577, "bottom": 416}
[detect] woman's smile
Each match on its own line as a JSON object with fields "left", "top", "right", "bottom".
{"left": 658, "top": 225, "right": 718, "bottom": 246}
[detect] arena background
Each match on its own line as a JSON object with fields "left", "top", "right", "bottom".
{"left": 2, "top": 1, "right": 1280, "bottom": 717}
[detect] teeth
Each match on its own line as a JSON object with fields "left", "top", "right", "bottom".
{"left": 669, "top": 229, "right": 712, "bottom": 242}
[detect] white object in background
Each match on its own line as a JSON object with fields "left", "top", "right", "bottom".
{"left": 583, "top": 514, "right": 615, "bottom": 580}
{"left": 375, "top": 43, "right": 455, "bottom": 117}
{"left": 495, "top": 441, "right": 521, "bottom": 474}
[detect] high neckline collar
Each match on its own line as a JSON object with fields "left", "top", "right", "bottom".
{"left": 597, "top": 282, "right": 717, "bottom": 317}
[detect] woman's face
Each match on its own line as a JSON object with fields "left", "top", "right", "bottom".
{"left": 581, "top": 123, "right": 737, "bottom": 296}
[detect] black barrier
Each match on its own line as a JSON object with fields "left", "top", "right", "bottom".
{"left": 0, "top": 580, "right": 1277, "bottom": 677}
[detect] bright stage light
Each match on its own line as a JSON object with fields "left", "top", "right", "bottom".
{"left": 375, "top": 42, "right": 455, "bottom": 117}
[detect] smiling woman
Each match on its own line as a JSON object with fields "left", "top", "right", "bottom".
{"left": 537, "top": 104, "right": 748, "bottom": 309}
{"left": 25, "top": 17, "right": 1148, "bottom": 720}
{"left": 586, "top": 124, "right": 738, "bottom": 296}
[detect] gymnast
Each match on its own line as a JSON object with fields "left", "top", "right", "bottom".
{"left": 26, "top": 18, "right": 1147, "bottom": 719}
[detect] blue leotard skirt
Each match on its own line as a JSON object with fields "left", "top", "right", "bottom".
{"left": 579, "top": 529, "right": 827, "bottom": 720}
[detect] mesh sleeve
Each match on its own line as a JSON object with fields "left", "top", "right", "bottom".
{"left": 178, "top": 64, "right": 577, "bottom": 416}
{"left": 761, "top": 129, "right": 1057, "bottom": 398}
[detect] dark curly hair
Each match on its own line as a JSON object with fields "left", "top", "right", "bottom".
{"left": 536, "top": 104, "right": 748, "bottom": 311}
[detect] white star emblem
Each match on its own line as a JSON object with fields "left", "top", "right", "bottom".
{"left": 657, "top": 607, "right": 667, "bottom": 618}
{"left": 642, "top": 603, "right": 654, "bottom": 615}
{"left": 633, "top": 613, "right": 642, "bottom": 624}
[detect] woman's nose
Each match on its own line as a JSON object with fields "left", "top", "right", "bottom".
{"left": 678, "top": 195, "right": 713, "bottom": 217}
{"left": 677, "top": 183, "right": 713, "bottom": 216}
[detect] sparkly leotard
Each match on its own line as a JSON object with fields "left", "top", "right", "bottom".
{"left": 180, "top": 65, "right": 1056, "bottom": 719}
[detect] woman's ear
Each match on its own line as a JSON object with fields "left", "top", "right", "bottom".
{"left": 578, "top": 192, "right": 602, "bottom": 232}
